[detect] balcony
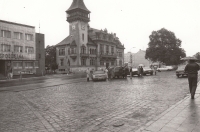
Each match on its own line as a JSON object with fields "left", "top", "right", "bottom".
{"left": 69, "top": 53, "right": 77, "bottom": 59}
{"left": 98, "top": 52, "right": 117, "bottom": 59}
{"left": 80, "top": 53, "right": 89, "bottom": 58}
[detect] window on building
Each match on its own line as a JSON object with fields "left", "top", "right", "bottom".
{"left": 111, "top": 46, "right": 114, "bottom": 55}
{"left": 90, "top": 59, "right": 95, "bottom": 66}
{"left": 81, "top": 58, "right": 86, "bottom": 66}
{"left": 13, "top": 61, "right": 23, "bottom": 69}
{"left": 25, "top": 34, "right": 33, "bottom": 41}
{"left": 100, "top": 60, "right": 104, "bottom": 66}
{"left": 1, "top": 44, "right": 11, "bottom": 52}
{"left": 111, "top": 61, "right": 115, "bottom": 66}
{"left": 14, "top": 32, "right": 23, "bottom": 40}
{"left": 100, "top": 45, "right": 104, "bottom": 54}
{"left": 1, "top": 30, "right": 11, "bottom": 38}
{"left": 82, "top": 33, "right": 84, "bottom": 41}
{"left": 103, "top": 35, "right": 106, "bottom": 39}
{"left": 14, "top": 45, "right": 23, "bottom": 53}
{"left": 60, "top": 59, "right": 64, "bottom": 66}
{"left": 25, "top": 62, "right": 34, "bottom": 68}
{"left": 119, "top": 52, "right": 122, "bottom": 57}
{"left": 119, "top": 60, "right": 122, "bottom": 66}
{"left": 25, "top": 46, "right": 34, "bottom": 54}
{"left": 106, "top": 45, "right": 109, "bottom": 54}
{"left": 71, "top": 48, "right": 76, "bottom": 54}
{"left": 59, "top": 49, "right": 65, "bottom": 56}
{"left": 68, "top": 48, "right": 70, "bottom": 55}
{"left": 81, "top": 46, "right": 86, "bottom": 54}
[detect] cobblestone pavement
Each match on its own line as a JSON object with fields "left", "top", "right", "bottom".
{"left": 0, "top": 71, "right": 189, "bottom": 132}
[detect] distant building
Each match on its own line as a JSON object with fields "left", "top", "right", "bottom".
{"left": 124, "top": 49, "right": 150, "bottom": 68}
{"left": 55, "top": 0, "right": 125, "bottom": 73}
{"left": 0, "top": 20, "right": 45, "bottom": 78}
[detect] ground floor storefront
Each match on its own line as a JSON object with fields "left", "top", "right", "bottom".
{"left": 0, "top": 60, "right": 39, "bottom": 77}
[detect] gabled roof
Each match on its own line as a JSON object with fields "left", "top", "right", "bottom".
{"left": 56, "top": 36, "right": 70, "bottom": 47}
{"left": 66, "top": 0, "right": 90, "bottom": 13}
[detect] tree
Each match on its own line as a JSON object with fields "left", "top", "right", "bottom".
{"left": 45, "top": 45, "right": 58, "bottom": 73}
{"left": 145, "top": 28, "right": 186, "bottom": 65}
{"left": 193, "top": 52, "right": 200, "bottom": 62}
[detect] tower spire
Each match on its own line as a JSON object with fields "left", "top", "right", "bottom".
{"left": 66, "top": 0, "right": 90, "bottom": 13}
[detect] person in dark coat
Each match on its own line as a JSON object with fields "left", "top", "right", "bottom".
{"left": 184, "top": 60, "right": 200, "bottom": 99}
{"left": 140, "top": 66, "right": 144, "bottom": 77}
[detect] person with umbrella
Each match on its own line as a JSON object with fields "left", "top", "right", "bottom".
{"left": 183, "top": 57, "right": 200, "bottom": 99}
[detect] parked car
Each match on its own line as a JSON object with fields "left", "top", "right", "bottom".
{"left": 143, "top": 67, "right": 153, "bottom": 75}
{"left": 157, "top": 66, "right": 173, "bottom": 72}
{"left": 91, "top": 70, "right": 107, "bottom": 81}
{"left": 176, "top": 65, "right": 187, "bottom": 78}
{"left": 113, "top": 66, "right": 129, "bottom": 78}
{"left": 132, "top": 68, "right": 139, "bottom": 76}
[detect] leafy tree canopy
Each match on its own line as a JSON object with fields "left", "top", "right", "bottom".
{"left": 145, "top": 28, "right": 186, "bottom": 65}
{"left": 45, "top": 45, "right": 58, "bottom": 70}
{"left": 193, "top": 52, "right": 200, "bottom": 62}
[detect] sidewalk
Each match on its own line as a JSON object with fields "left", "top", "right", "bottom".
{"left": 136, "top": 82, "right": 200, "bottom": 132}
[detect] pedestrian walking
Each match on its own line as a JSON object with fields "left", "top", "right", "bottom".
{"left": 86, "top": 68, "right": 90, "bottom": 82}
{"left": 184, "top": 59, "right": 200, "bottom": 99}
{"left": 108, "top": 68, "right": 111, "bottom": 80}
{"left": 153, "top": 65, "right": 157, "bottom": 75}
{"left": 130, "top": 67, "right": 132, "bottom": 79}
{"left": 137, "top": 66, "right": 141, "bottom": 77}
{"left": 140, "top": 66, "right": 144, "bottom": 77}
{"left": 105, "top": 68, "right": 108, "bottom": 79}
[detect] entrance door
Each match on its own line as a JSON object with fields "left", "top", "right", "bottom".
{"left": 106, "top": 63, "right": 109, "bottom": 68}
{"left": 0, "top": 60, "right": 5, "bottom": 76}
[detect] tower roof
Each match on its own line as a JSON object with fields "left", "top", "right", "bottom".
{"left": 66, "top": 0, "right": 90, "bottom": 13}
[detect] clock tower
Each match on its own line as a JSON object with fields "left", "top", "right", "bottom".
{"left": 66, "top": 0, "right": 90, "bottom": 66}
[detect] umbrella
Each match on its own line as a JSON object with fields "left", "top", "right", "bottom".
{"left": 139, "top": 64, "right": 144, "bottom": 67}
{"left": 180, "top": 56, "right": 198, "bottom": 61}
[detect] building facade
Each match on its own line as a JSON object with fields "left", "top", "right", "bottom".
{"left": 56, "top": 0, "right": 125, "bottom": 73}
{"left": 124, "top": 50, "right": 150, "bottom": 68}
{"left": 0, "top": 20, "right": 45, "bottom": 78}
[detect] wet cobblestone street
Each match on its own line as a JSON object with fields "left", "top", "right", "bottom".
{"left": 0, "top": 71, "right": 189, "bottom": 132}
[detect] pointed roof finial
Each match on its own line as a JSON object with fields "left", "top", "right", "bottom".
{"left": 66, "top": 0, "right": 90, "bottom": 13}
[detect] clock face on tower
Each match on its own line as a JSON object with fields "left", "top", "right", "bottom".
{"left": 81, "top": 25, "right": 85, "bottom": 30}
{"left": 72, "top": 25, "right": 76, "bottom": 30}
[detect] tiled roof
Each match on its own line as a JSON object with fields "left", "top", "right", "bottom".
{"left": 56, "top": 36, "right": 70, "bottom": 46}
{"left": 66, "top": 0, "right": 90, "bottom": 13}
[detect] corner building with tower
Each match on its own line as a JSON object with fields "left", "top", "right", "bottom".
{"left": 56, "top": 0, "right": 125, "bottom": 73}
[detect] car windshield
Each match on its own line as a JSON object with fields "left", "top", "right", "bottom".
{"left": 143, "top": 67, "right": 151, "bottom": 70}
{"left": 93, "top": 71, "right": 104, "bottom": 74}
{"left": 177, "top": 65, "right": 186, "bottom": 70}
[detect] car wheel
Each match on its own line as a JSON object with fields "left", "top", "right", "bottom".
{"left": 150, "top": 73, "right": 153, "bottom": 75}
{"left": 176, "top": 74, "right": 180, "bottom": 78}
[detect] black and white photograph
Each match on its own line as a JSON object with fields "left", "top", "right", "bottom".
{"left": 0, "top": 0, "right": 200, "bottom": 131}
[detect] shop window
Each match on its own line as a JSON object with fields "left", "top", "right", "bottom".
{"left": 25, "top": 62, "right": 34, "bottom": 68}
{"left": 1, "top": 30, "right": 11, "bottom": 38}
{"left": 13, "top": 62, "right": 23, "bottom": 69}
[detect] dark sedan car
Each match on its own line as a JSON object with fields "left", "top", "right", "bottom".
{"left": 143, "top": 67, "right": 153, "bottom": 75}
{"left": 176, "top": 65, "right": 187, "bottom": 78}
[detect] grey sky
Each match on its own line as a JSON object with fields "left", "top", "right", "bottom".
{"left": 0, "top": 0, "right": 199, "bottom": 56}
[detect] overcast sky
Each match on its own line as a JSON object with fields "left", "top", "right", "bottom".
{"left": 0, "top": 0, "right": 200, "bottom": 56}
